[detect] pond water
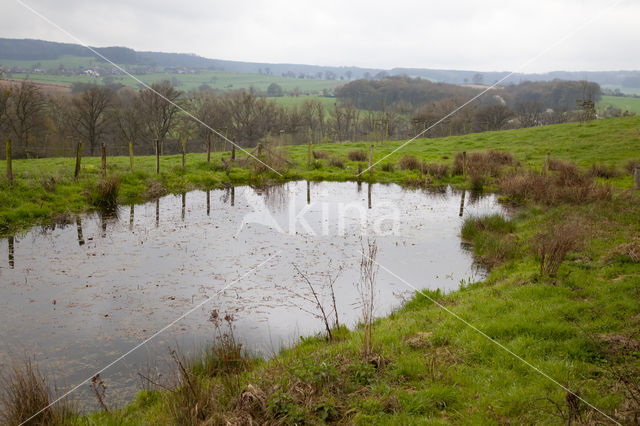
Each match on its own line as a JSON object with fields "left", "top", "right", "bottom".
{"left": 0, "top": 181, "right": 505, "bottom": 410}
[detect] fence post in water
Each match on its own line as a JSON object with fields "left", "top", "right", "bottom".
{"left": 544, "top": 151, "right": 550, "bottom": 175}
{"left": 8, "top": 235, "right": 14, "bottom": 269}
{"left": 154, "top": 139, "right": 160, "bottom": 174}
{"left": 231, "top": 138, "right": 236, "bottom": 161}
{"left": 181, "top": 137, "right": 186, "bottom": 170}
{"left": 6, "top": 138, "right": 12, "bottom": 184}
{"left": 101, "top": 142, "right": 106, "bottom": 177}
{"left": 74, "top": 141, "right": 83, "bottom": 181}
{"left": 462, "top": 151, "right": 467, "bottom": 181}
{"left": 128, "top": 141, "right": 134, "bottom": 172}
{"left": 207, "top": 132, "right": 211, "bottom": 163}
{"left": 369, "top": 144, "right": 374, "bottom": 175}
{"left": 635, "top": 166, "right": 640, "bottom": 190}
{"left": 307, "top": 138, "right": 312, "bottom": 168}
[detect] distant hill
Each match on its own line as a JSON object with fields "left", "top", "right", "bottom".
{"left": 1, "top": 37, "right": 639, "bottom": 89}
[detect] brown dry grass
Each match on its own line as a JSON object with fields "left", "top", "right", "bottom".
{"left": 312, "top": 150, "right": 329, "bottom": 160}
{"left": 328, "top": 157, "right": 345, "bottom": 169}
{"left": 499, "top": 161, "right": 612, "bottom": 205}
{"left": 0, "top": 357, "right": 75, "bottom": 426}
{"left": 398, "top": 155, "right": 423, "bottom": 171}
{"left": 532, "top": 221, "right": 581, "bottom": 277}
{"left": 347, "top": 150, "right": 368, "bottom": 162}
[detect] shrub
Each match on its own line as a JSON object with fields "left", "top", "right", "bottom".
{"left": 588, "top": 163, "right": 621, "bottom": 179}
{"left": 423, "top": 163, "right": 449, "bottom": 179}
{"left": 381, "top": 162, "right": 395, "bottom": 172}
{"left": 328, "top": 157, "right": 345, "bottom": 169}
{"left": 499, "top": 165, "right": 612, "bottom": 205}
{"left": 88, "top": 176, "right": 120, "bottom": 209}
{"left": 398, "top": 155, "right": 423, "bottom": 171}
{"left": 0, "top": 357, "right": 75, "bottom": 425}
{"left": 533, "top": 222, "right": 580, "bottom": 277}
{"left": 348, "top": 150, "right": 367, "bottom": 162}
{"left": 624, "top": 159, "right": 640, "bottom": 175}
{"left": 453, "top": 150, "right": 514, "bottom": 178}
{"left": 312, "top": 150, "right": 329, "bottom": 160}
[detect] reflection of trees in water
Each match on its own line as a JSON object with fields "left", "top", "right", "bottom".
{"left": 251, "top": 182, "right": 289, "bottom": 212}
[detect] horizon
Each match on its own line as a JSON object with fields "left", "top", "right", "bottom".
{"left": 1, "top": 0, "right": 638, "bottom": 74}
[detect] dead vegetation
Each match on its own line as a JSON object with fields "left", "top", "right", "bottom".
{"left": 0, "top": 356, "right": 75, "bottom": 425}
{"left": 499, "top": 159, "right": 612, "bottom": 205}
{"left": 348, "top": 150, "right": 368, "bottom": 162}
{"left": 532, "top": 221, "right": 581, "bottom": 277}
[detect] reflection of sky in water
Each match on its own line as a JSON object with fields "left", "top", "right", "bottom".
{"left": 0, "top": 181, "right": 504, "bottom": 410}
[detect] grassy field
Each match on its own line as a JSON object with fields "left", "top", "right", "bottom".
{"left": 1, "top": 115, "right": 639, "bottom": 236}
{"left": 268, "top": 95, "right": 338, "bottom": 110}
{"left": 1, "top": 116, "right": 639, "bottom": 424}
{"left": 3, "top": 69, "right": 342, "bottom": 94}
{"left": 598, "top": 95, "right": 640, "bottom": 115}
{"left": 602, "top": 84, "right": 640, "bottom": 96}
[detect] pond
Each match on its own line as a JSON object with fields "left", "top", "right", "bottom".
{"left": 0, "top": 181, "right": 505, "bottom": 410}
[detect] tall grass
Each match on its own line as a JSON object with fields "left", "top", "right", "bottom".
{"left": 87, "top": 175, "right": 121, "bottom": 209}
{"left": 0, "top": 357, "right": 75, "bottom": 425}
{"left": 348, "top": 150, "right": 368, "bottom": 162}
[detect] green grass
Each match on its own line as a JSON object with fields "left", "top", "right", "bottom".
{"left": 2, "top": 116, "right": 639, "bottom": 424}
{"left": 268, "top": 95, "right": 337, "bottom": 110}
{"left": 2, "top": 115, "right": 640, "bottom": 236}
{"left": 74, "top": 193, "right": 639, "bottom": 424}
{"left": 3, "top": 68, "right": 342, "bottom": 94}
{"left": 598, "top": 95, "right": 640, "bottom": 114}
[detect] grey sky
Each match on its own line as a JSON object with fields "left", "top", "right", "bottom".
{"left": 2, "top": 0, "right": 638, "bottom": 72}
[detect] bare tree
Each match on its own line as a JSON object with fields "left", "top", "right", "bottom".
{"left": 474, "top": 104, "right": 513, "bottom": 131}
{"left": 139, "top": 80, "right": 182, "bottom": 150}
{"left": 516, "top": 100, "right": 544, "bottom": 128}
{"left": 6, "top": 81, "right": 45, "bottom": 152}
{"left": 224, "top": 90, "right": 277, "bottom": 146}
{"left": 300, "top": 98, "right": 325, "bottom": 141}
{"left": 356, "top": 239, "right": 379, "bottom": 355}
{"left": 70, "top": 85, "right": 113, "bottom": 155}
{"left": 111, "top": 87, "right": 144, "bottom": 148}
{"left": 0, "top": 87, "right": 10, "bottom": 129}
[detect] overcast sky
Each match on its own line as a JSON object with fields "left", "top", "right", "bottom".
{"left": 2, "top": 0, "right": 639, "bottom": 72}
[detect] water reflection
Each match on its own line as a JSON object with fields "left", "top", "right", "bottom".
{"left": 8, "top": 235, "right": 14, "bottom": 268}
{"left": 0, "top": 182, "right": 505, "bottom": 410}
{"left": 181, "top": 193, "right": 186, "bottom": 221}
{"left": 76, "top": 215, "right": 85, "bottom": 246}
{"left": 459, "top": 190, "right": 466, "bottom": 217}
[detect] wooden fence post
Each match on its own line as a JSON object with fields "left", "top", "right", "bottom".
{"left": 231, "top": 138, "right": 236, "bottom": 161}
{"left": 307, "top": 139, "right": 312, "bottom": 168}
{"left": 6, "top": 138, "right": 12, "bottom": 184}
{"left": 181, "top": 137, "right": 186, "bottom": 170}
{"left": 101, "top": 142, "right": 106, "bottom": 177}
{"left": 635, "top": 166, "right": 640, "bottom": 190}
{"left": 74, "top": 141, "right": 83, "bottom": 181}
{"left": 462, "top": 151, "right": 467, "bottom": 181}
{"left": 155, "top": 139, "right": 160, "bottom": 174}
{"left": 544, "top": 152, "right": 550, "bottom": 174}
{"left": 369, "top": 144, "right": 374, "bottom": 175}
{"left": 207, "top": 132, "right": 211, "bottom": 163}
{"left": 128, "top": 141, "right": 134, "bottom": 171}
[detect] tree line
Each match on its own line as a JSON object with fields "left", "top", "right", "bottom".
{"left": 0, "top": 76, "right": 610, "bottom": 159}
